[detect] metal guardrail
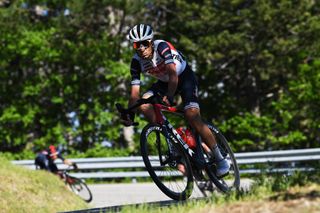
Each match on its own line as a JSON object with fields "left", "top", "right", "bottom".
{"left": 12, "top": 148, "right": 320, "bottom": 180}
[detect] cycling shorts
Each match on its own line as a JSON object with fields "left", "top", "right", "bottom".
{"left": 35, "top": 153, "right": 59, "bottom": 173}
{"left": 144, "top": 65, "right": 199, "bottom": 110}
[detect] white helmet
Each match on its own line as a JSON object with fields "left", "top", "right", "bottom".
{"left": 128, "top": 24, "right": 154, "bottom": 42}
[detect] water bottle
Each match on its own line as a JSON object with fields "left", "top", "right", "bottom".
{"left": 176, "top": 127, "right": 196, "bottom": 149}
{"left": 185, "top": 128, "right": 196, "bottom": 149}
{"left": 176, "top": 127, "right": 187, "bottom": 142}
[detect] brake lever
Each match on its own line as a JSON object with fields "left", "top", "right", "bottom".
{"left": 115, "top": 103, "right": 139, "bottom": 126}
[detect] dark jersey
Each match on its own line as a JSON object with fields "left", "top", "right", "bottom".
{"left": 130, "top": 39, "right": 187, "bottom": 85}
{"left": 35, "top": 149, "right": 65, "bottom": 172}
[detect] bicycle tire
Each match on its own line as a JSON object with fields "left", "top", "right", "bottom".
{"left": 66, "top": 175, "right": 93, "bottom": 202}
{"left": 140, "top": 123, "right": 194, "bottom": 200}
{"left": 204, "top": 123, "right": 240, "bottom": 193}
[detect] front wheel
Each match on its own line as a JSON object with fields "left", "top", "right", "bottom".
{"left": 65, "top": 175, "right": 92, "bottom": 202}
{"left": 204, "top": 123, "right": 240, "bottom": 193}
{"left": 140, "top": 123, "right": 194, "bottom": 200}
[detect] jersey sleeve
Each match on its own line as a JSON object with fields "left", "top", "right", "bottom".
{"left": 157, "top": 41, "right": 174, "bottom": 65}
{"left": 130, "top": 58, "right": 141, "bottom": 86}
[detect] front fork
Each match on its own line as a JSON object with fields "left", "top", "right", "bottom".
{"left": 158, "top": 125, "right": 177, "bottom": 166}
{"left": 155, "top": 131, "right": 163, "bottom": 165}
{"left": 154, "top": 125, "right": 173, "bottom": 166}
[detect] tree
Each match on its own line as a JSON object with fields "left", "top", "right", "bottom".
{"left": 1, "top": 0, "right": 320, "bottom": 159}
{"left": 144, "top": 0, "right": 320, "bottom": 150}
{"left": 0, "top": 0, "right": 146, "bottom": 155}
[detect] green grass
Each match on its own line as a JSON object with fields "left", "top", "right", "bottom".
{"left": 0, "top": 157, "right": 90, "bottom": 213}
{"left": 1, "top": 155, "right": 319, "bottom": 213}
{"left": 121, "top": 172, "right": 320, "bottom": 213}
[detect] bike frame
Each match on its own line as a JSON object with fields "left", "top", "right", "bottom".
{"left": 152, "top": 103, "right": 196, "bottom": 158}
{"left": 118, "top": 96, "right": 209, "bottom": 167}
{"left": 118, "top": 96, "right": 240, "bottom": 195}
{"left": 153, "top": 103, "right": 217, "bottom": 170}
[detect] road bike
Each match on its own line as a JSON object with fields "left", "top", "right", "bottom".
{"left": 36, "top": 164, "right": 93, "bottom": 202}
{"left": 61, "top": 166, "right": 93, "bottom": 203}
{"left": 116, "top": 94, "right": 240, "bottom": 200}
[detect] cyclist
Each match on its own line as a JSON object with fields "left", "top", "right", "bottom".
{"left": 35, "top": 145, "right": 77, "bottom": 176}
{"left": 121, "top": 24, "right": 230, "bottom": 177}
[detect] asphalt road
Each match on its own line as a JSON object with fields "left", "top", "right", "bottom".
{"left": 88, "top": 182, "right": 202, "bottom": 208}
{"left": 87, "top": 179, "right": 254, "bottom": 208}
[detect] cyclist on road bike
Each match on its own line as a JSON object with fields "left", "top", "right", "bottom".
{"left": 35, "top": 145, "right": 77, "bottom": 176}
{"left": 120, "top": 24, "right": 230, "bottom": 177}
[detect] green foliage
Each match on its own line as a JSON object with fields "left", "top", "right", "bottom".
{"left": 1, "top": 0, "right": 320, "bottom": 158}
{"left": 253, "top": 170, "right": 320, "bottom": 193}
{"left": 220, "top": 112, "right": 308, "bottom": 151}
{"left": 0, "top": 0, "right": 141, "bottom": 156}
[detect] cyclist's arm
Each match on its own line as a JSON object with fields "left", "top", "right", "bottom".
{"left": 63, "top": 159, "right": 73, "bottom": 166}
{"left": 57, "top": 152, "right": 72, "bottom": 166}
{"left": 129, "top": 85, "right": 140, "bottom": 110}
{"left": 129, "top": 58, "right": 142, "bottom": 110}
{"left": 157, "top": 41, "right": 178, "bottom": 100}
{"left": 166, "top": 63, "right": 178, "bottom": 97}
{"left": 63, "top": 159, "right": 78, "bottom": 170}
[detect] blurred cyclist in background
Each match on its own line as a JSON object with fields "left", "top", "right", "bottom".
{"left": 35, "top": 145, "right": 77, "bottom": 176}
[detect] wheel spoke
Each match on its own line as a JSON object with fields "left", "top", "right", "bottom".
{"left": 202, "top": 123, "right": 241, "bottom": 193}
{"left": 67, "top": 177, "right": 92, "bottom": 202}
{"left": 141, "top": 124, "right": 193, "bottom": 200}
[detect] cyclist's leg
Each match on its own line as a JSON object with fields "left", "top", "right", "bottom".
{"left": 178, "top": 65, "right": 215, "bottom": 148}
{"left": 179, "top": 66, "right": 229, "bottom": 176}
{"left": 184, "top": 108, "right": 229, "bottom": 176}
{"left": 35, "top": 154, "right": 49, "bottom": 170}
{"left": 140, "top": 81, "right": 167, "bottom": 123}
{"left": 141, "top": 81, "right": 189, "bottom": 175}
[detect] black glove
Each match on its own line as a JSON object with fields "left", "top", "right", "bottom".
{"left": 115, "top": 103, "right": 137, "bottom": 127}
{"left": 120, "top": 110, "right": 135, "bottom": 127}
{"left": 72, "top": 162, "right": 78, "bottom": 170}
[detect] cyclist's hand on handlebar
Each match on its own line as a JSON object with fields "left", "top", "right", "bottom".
{"left": 120, "top": 111, "right": 136, "bottom": 127}
{"left": 122, "top": 118, "right": 134, "bottom": 127}
{"left": 162, "top": 95, "right": 175, "bottom": 106}
{"left": 115, "top": 103, "right": 138, "bottom": 127}
{"left": 72, "top": 162, "right": 78, "bottom": 170}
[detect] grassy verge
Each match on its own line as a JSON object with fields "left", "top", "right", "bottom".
{"left": 0, "top": 157, "right": 90, "bottom": 213}
{"left": 122, "top": 172, "right": 320, "bottom": 213}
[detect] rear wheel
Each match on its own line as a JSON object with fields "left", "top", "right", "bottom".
{"left": 140, "top": 123, "right": 194, "bottom": 200}
{"left": 204, "top": 123, "right": 240, "bottom": 193}
{"left": 66, "top": 175, "right": 92, "bottom": 202}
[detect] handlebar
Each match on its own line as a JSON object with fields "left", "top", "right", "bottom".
{"left": 115, "top": 94, "right": 183, "bottom": 126}
{"left": 116, "top": 95, "right": 160, "bottom": 113}
{"left": 62, "top": 163, "right": 78, "bottom": 173}
{"left": 115, "top": 95, "right": 160, "bottom": 127}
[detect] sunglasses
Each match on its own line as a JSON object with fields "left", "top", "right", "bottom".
{"left": 133, "top": 40, "right": 152, "bottom": 49}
